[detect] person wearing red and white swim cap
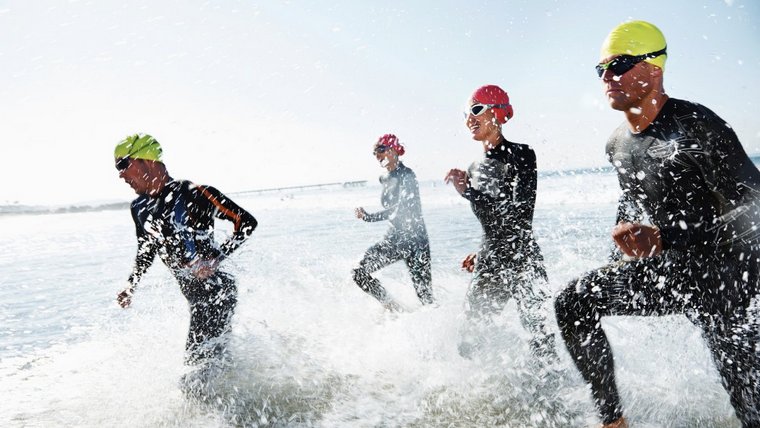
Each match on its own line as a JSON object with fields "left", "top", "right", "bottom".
{"left": 445, "top": 85, "right": 555, "bottom": 361}
{"left": 352, "top": 134, "right": 434, "bottom": 312}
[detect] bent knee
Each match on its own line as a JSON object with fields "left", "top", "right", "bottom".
{"left": 555, "top": 280, "right": 586, "bottom": 323}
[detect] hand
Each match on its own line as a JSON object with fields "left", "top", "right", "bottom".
{"left": 612, "top": 222, "right": 662, "bottom": 259}
{"left": 355, "top": 207, "right": 367, "bottom": 220}
{"left": 444, "top": 169, "right": 470, "bottom": 195}
{"left": 116, "top": 286, "right": 134, "bottom": 308}
{"left": 461, "top": 253, "right": 477, "bottom": 273}
{"left": 188, "top": 257, "right": 220, "bottom": 280}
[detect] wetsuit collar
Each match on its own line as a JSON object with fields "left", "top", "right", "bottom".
{"left": 628, "top": 96, "right": 674, "bottom": 136}
{"left": 485, "top": 138, "right": 509, "bottom": 159}
{"left": 390, "top": 161, "right": 405, "bottom": 174}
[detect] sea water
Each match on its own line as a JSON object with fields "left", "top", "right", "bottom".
{"left": 0, "top": 171, "right": 742, "bottom": 427}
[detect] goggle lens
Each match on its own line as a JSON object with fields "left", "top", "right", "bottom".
{"left": 373, "top": 145, "right": 389, "bottom": 155}
{"left": 595, "top": 47, "right": 667, "bottom": 78}
{"left": 116, "top": 157, "right": 131, "bottom": 172}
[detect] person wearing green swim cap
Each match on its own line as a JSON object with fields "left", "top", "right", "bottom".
{"left": 114, "top": 133, "right": 258, "bottom": 367}
{"left": 555, "top": 21, "right": 760, "bottom": 428}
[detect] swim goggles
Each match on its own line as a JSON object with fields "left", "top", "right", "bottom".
{"left": 115, "top": 157, "right": 131, "bottom": 172}
{"left": 465, "top": 103, "right": 510, "bottom": 118}
{"left": 595, "top": 47, "right": 667, "bottom": 78}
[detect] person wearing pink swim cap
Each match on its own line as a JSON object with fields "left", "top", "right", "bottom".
{"left": 445, "top": 85, "right": 555, "bottom": 361}
{"left": 353, "top": 134, "right": 434, "bottom": 312}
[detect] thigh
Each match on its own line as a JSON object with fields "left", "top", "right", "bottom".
{"left": 357, "top": 239, "right": 404, "bottom": 274}
{"left": 189, "top": 272, "right": 237, "bottom": 333}
{"left": 569, "top": 252, "right": 715, "bottom": 317}
{"left": 404, "top": 242, "right": 431, "bottom": 275}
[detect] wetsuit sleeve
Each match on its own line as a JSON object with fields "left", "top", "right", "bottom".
{"left": 609, "top": 190, "right": 645, "bottom": 261}
{"left": 128, "top": 200, "right": 158, "bottom": 288}
{"left": 363, "top": 207, "right": 391, "bottom": 222}
{"left": 462, "top": 150, "right": 535, "bottom": 222}
{"left": 658, "top": 109, "right": 760, "bottom": 249}
{"left": 196, "top": 185, "right": 258, "bottom": 258}
{"left": 362, "top": 174, "right": 411, "bottom": 223}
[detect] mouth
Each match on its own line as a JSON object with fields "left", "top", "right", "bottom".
{"left": 379, "top": 158, "right": 389, "bottom": 167}
{"left": 468, "top": 124, "right": 480, "bottom": 133}
{"left": 605, "top": 86, "right": 624, "bottom": 95}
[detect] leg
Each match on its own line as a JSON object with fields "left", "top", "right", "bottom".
{"left": 352, "top": 239, "right": 403, "bottom": 305}
{"left": 465, "top": 251, "right": 513, "bottom": 318}
{"left": 695, "top": 251, "right": 760, "bottom": 427}
{"left": 184, "top": 272, "right": 238, "bottom": 364}
{"left": 555, "top": 254, "right": 704, "bottom": 424}
{"left": 699, "top": 311, "right": 760, "bottom": 428}
{"left": 404, "top": 242, "right": 434, "bottom": 305}
{"left": 513, "top": 274, "right": 557, "bottom": 361}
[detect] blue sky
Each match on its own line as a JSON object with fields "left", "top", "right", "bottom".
{"left": 1, "top": 0, "right": 758, "bottom": 204}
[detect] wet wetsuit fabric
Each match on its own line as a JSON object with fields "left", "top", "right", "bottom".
{"left": 352, "top": 162, "right": 434, "bottom": 305}
{"left": 555, "top": 98, "right": 760, "bottom": 426}
{"left": 128, "top": 179, "right": 257, "bottom": 363}
{"left": 462, "top": 139, "right": 555, "bottom": 357}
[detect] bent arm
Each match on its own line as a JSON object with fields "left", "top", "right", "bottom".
{"left": 197, "top": 186, "right": 258, "bottom": 258}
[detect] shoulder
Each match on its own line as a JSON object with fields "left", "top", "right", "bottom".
{"left": 666, "top": 98, "right": 734, "bottom": 140}
{"left": 605, "top": 122, "right": 630, "bottom": 159}
{"left": 130, "top": 195, "right": 150, "bottom": 213}
{"left": 398, "top": 163, "right": 417, "bottom": 178}
{"left": 503, "top": 141, "right": 536, "bottom": 166}
{"left": 663, "top": 98, "right": 726, "bottom": 126}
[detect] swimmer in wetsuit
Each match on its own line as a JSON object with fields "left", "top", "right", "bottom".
{"left": 445, "top": 85, "right": 556, "bottom": 361}
{"left": 353, "top": 134, "right": 434, "bottom": 312}
{"left": 114, "top": 134, "right": 257, "bottom": 364}
{"left": 554, "top": 21, "right": 760, "bottom": 428}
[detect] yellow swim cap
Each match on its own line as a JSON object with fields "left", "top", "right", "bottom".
{"left": 114, "top": 133, "right": 163, "bottom": 162}
{"left": 601, "top": 20, "right": 667, "bottom": 70}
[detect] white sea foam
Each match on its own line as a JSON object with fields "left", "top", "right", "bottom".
{"left": 0, "top": 171, "right": 742, "bottom": 427}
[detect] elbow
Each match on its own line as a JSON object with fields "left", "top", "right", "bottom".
{"left": 241, "top": 214, "right": 258, "bottom": 235}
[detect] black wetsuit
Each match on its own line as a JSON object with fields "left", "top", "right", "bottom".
{"left": 555, "top": 98, "right": 760, "bottom": 426}
{"left": 129, "top": 179, "right": 257, "bottom": 363}
{"left": 462, "top": 139, "right": 555, "bottom": 358}
{"left": 352, "top": 162, "right": 434, "bottom": 305}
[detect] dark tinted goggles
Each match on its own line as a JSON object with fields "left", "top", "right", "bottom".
{"left": 115, "top": 157, "right": 131, "bottom": 172}
{"left": 595, "top": 47, "right": 667, "bottom": 78}
{"left": 373, "top": 145, "right": 389, "bottom": 155}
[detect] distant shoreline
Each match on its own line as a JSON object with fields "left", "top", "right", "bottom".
{"left": 5, "top": 155, "right": 760, "bottom": 217}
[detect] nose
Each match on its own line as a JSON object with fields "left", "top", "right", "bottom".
{"left": 601, "top": 68, "right": 617, "bottom": 82}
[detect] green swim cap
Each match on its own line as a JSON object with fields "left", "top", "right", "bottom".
{"left": 601, "top": 20, "right": 667, "bottom": 70}
{"left": 114, "top": 133, "right": 163, "bottom": 162}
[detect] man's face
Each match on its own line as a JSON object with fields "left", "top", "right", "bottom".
{"left": 117, "top": 158, "right": 152, "bottom": 195}
{"left": 465, "top": 98, "right": 501, "bottom": 142}
{"left": 599, "top": 55, "right": 659, "bottom": 112}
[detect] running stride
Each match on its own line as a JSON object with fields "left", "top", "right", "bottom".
{"left": 115, "top": 134, "right": 257, "bottom": 364}
{"left": 353, "top": 134, "right": 434, "bottom": 311}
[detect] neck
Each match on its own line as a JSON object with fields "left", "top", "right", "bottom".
{"left": 147, "top": 173, "right": 171, "bottom": 197}
{"left": 480, "top": 133, "right": 504, "bottom": 152}
{"left": 625, "top": 91, "right": 668, "bottom": 133}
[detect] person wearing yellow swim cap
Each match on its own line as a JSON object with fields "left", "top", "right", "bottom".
{"left": 113, "top": 133, "right": 258, "bottom": 369}
{"left": 114, "top": 134, "right": 168, "bottom": 197}
{"left": 556, "top": 21, "right": 760, "bottom": 428}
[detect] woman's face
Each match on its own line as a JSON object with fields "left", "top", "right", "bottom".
{"left": 373, "top": 143, "right": 398, "bottom": 170}
{"left": 465, "top": 97, "right": 501, "bottom": 142}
